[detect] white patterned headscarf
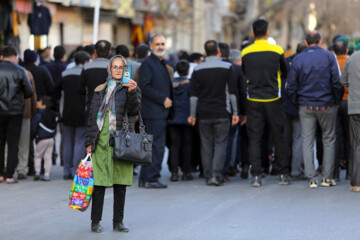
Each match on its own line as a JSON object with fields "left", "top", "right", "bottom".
{"left": 96, "top": 55, "right": 127, "bottom": 134}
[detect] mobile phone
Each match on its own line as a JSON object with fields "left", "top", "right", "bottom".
{"left": 122, "top": 64, "right": 131, "bottom": 84}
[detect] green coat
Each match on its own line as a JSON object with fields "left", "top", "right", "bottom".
{"left": 92, "top": 111, "right": 133, "bottom": 186}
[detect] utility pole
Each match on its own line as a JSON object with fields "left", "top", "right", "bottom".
{"left": 93, "top": 0, "right": 101, "bottom": 43}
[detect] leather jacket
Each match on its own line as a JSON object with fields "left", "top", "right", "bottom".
{"left": 0, "top": 60, "right": 33, "bottom": 116}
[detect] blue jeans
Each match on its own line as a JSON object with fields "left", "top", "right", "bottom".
{"left": 62, "top": 124, "right": 86, "bottom": 176}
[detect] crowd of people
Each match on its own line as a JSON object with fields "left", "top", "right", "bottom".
{"left": 1, "top": 18, "right": 360, "bottom": 195}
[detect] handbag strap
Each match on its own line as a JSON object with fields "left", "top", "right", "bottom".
{"left": 122, "top": 109, "right": 148, "bottom": 137}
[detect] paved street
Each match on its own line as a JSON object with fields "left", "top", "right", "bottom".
{"left": 1, "top": 159, "right": 359, "bottom": 240}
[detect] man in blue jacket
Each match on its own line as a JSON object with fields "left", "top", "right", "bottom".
{"left": 139, "top": 34, "right": 173, "bottom": 189}
{"left": 286, "top": 31, "right": 344, "bottom": 188}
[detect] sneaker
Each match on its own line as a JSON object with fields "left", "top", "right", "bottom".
{"left": 279, "top": 174, "right": 291, "bottom": 185}
{"left": 350, "top": 186, "right": 360, "bottom": 192}
{"left": 251, "top": 176, "right": 262, "bottom": 187}
{"left": 321, "top": 178, "right": 336, "bottom": 187}
{"left": 41, "top": 174, "right": 50, "bottom": 182}
{"left": 308, "top": 180, "right": 318, "bottom": 188}
{"left": 206, "top": 177, "right": 222, "bottom": 186}
{"left": 34, "top": 174, "right": 41, "bottom": 181}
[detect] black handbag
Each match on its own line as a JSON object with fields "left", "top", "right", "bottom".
{"left": 113, "top": 110, "right": 153, "bottom": 165}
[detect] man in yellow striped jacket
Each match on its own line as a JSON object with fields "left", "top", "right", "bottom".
{"left": 241, "top": 18, "right": 289, "bottom": 187}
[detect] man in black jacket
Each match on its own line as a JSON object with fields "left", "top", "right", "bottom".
{"left": 138, "top": 34, "right": 173, "bottom": 189}
{"left": 23, "top": 49, "right": 53, "bottom": 100}
{"left": 188, "top": 40, "right": 239, "bottom": 186}
{"left": 0, "top": 46, "right": 33, "bottom": 183}
{"left": 54, "top": 51, "right": 90, "bottom": 179}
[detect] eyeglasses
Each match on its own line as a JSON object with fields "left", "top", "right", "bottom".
{"left": 111, "top": 66, "right": 124, "bottom": 71}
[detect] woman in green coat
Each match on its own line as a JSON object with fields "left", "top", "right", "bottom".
{"left": 85, "top": 55, "right": 140, "bottom": 233}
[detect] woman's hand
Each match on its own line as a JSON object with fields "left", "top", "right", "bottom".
{"left": 86, "top": 145, "right": 92, "bottom": 154}
{"left": 123, "top": 79, "right": 137, "bottom": 92}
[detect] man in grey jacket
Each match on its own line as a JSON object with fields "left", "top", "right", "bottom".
{"left": 0, "top": 46, "right": 33, "bottom": 183}
{"left": 341, "top": 50, "right": 360, "bottom": 192}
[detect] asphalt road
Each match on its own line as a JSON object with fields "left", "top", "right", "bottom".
{"left": 1, "top": 161, "right": 359, "bottom": 240}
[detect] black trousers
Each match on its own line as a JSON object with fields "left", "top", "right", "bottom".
{"left": 168, "top": 125, "right": 193, "bottom": 174}
{"left": 0, "top": 114, "right": 23, "bottom": 178}
{"left": 91, "top": 185, "right": 126, "bottom": 224}
{"left": 246, "top": 100, "right": 290, "bottom": 176}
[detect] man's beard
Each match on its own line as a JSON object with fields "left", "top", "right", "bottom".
{"left": 153, "top": 50, "right": 166, "bottom": 57}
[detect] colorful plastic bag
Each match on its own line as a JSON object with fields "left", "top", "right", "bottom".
{"left": 69, "top": 154, "right": 94, "bottom": 211}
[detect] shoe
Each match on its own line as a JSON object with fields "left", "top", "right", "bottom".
{"left": 308, "top": 180, "right": 318, "bottom": 188}
{"left": 350, "top": 186, "right": 360, "bottom": 192}
{"left": 41, "top": 175, "right": 50, "bottom": 181}
{"left": 228, "top": 166, "right": 238, "bottom": 177}
{"left": 321, "top": 178, "right": 336, "bottom": 187}
{"left": 206, "top": 177, "right": 222, "bottom": 186}
{"left": 221, "top": 175, "right": 230, "bottom": 183}
{"left": 63, "top": 174, "right": 73, "bottom": 180}
{"left": 6, "top": 178, "right": 18, "bottom": 184}
{"left": 0, "top": 176, "right": 4, "bottom": 183}
{"left": 18, "top": 173, "right": 27, "bottom": 180}
{"left": 113, "top": 222, "right": 129, "bottom": 232}
{"left": 144, "top": 181, "right": 167, "bottom": 189}
{"left": 240, "top": 169, "right": 249, "bottom": 179}
{"left": 138, "top": 181, "right": 145, "bottom": 188}
{"left": 170, "top": 173, "right": 179, "bottom": 182}
{"left": 34, "top": 174, "right": 41, "bottom": 181}
{"left": 251, "top": 176, "right": 262, "bottom": 187}
{"left": 27, "top": 170, "right": 35, "bottom": 176}
{"left": 91, "top": 223, "right": 103, "bottom": 233}
{"left": 279, "top": 174, "right": 291, "bottom": 185}
{"left": 182, "top": 173, "right": 194, "bottom": 181}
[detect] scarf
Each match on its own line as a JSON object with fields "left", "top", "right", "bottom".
{"left": 96, "top": 55, "right": 126, "bottom": 134}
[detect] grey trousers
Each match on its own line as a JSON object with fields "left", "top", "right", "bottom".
{"left": 199, "top": 118, "right": 230, "bottom": 180}
{"left": 17, "top": 118, "right": 30, "bottom": 175}
{"left": 299, "top": 106, "right": 338, "bottom": 179}
{"left": 349, "top": 115, "right": 360, "bottom": 187}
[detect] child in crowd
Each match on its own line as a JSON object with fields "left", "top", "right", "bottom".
{"left": 168, "top": 60, "right": 193, "bottom": 181}
{"left": 31, "top": 96, "right": 59, "bottom": 181}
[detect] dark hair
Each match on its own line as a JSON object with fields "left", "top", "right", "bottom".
{"left": 204, "top": 40, "right": 218, "bottom": 56}
{"left": 252, "top": 18, "right": 268, "bottom": 37}
{"left": 53, "top": 46, "right": 66, "bottom": 60}
{"left": 135, "top": 43, "right": 149, "bottom": 59}
{"left": 219, "top": 42, "right": 230, "bottom": 58}
{"left": 333, "top": 41, "right": 348, "bottom": 55}
{"left": 176, "top": 60, "right": 190, "bottom": 76}
{"left": 83, "top": 45, "right": 95, "bottom": 56}
{"left": 1, "top": 46, "right": 17, "bottom": 58}
{"left": 41, "top": 96, "right": 53, "bottom": 109}
{"left": 241, "top": 40, "right": 252, "bottom": 50}
{"left": 296, "top": 40, "right": 307, "bottom": 54}
{"left": 75, "top": 51, "right": 90, "bottom": 65}
{"left": 150, "top": 34, "right": 165, "bottom": 44}
{"left": 305, "top": 31, "right": 321, "bottom": 45}
{"left": 188, "top": 52, "right": 204, "bottom": 63}
{"left": 115, "top": 44, "right": 130, "bottom": 58}
{"left": 178, "top": 50, "right": 189, "bottom": 60}
{"left": 95, "top": 40, "right": 111, "bottom": 58}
